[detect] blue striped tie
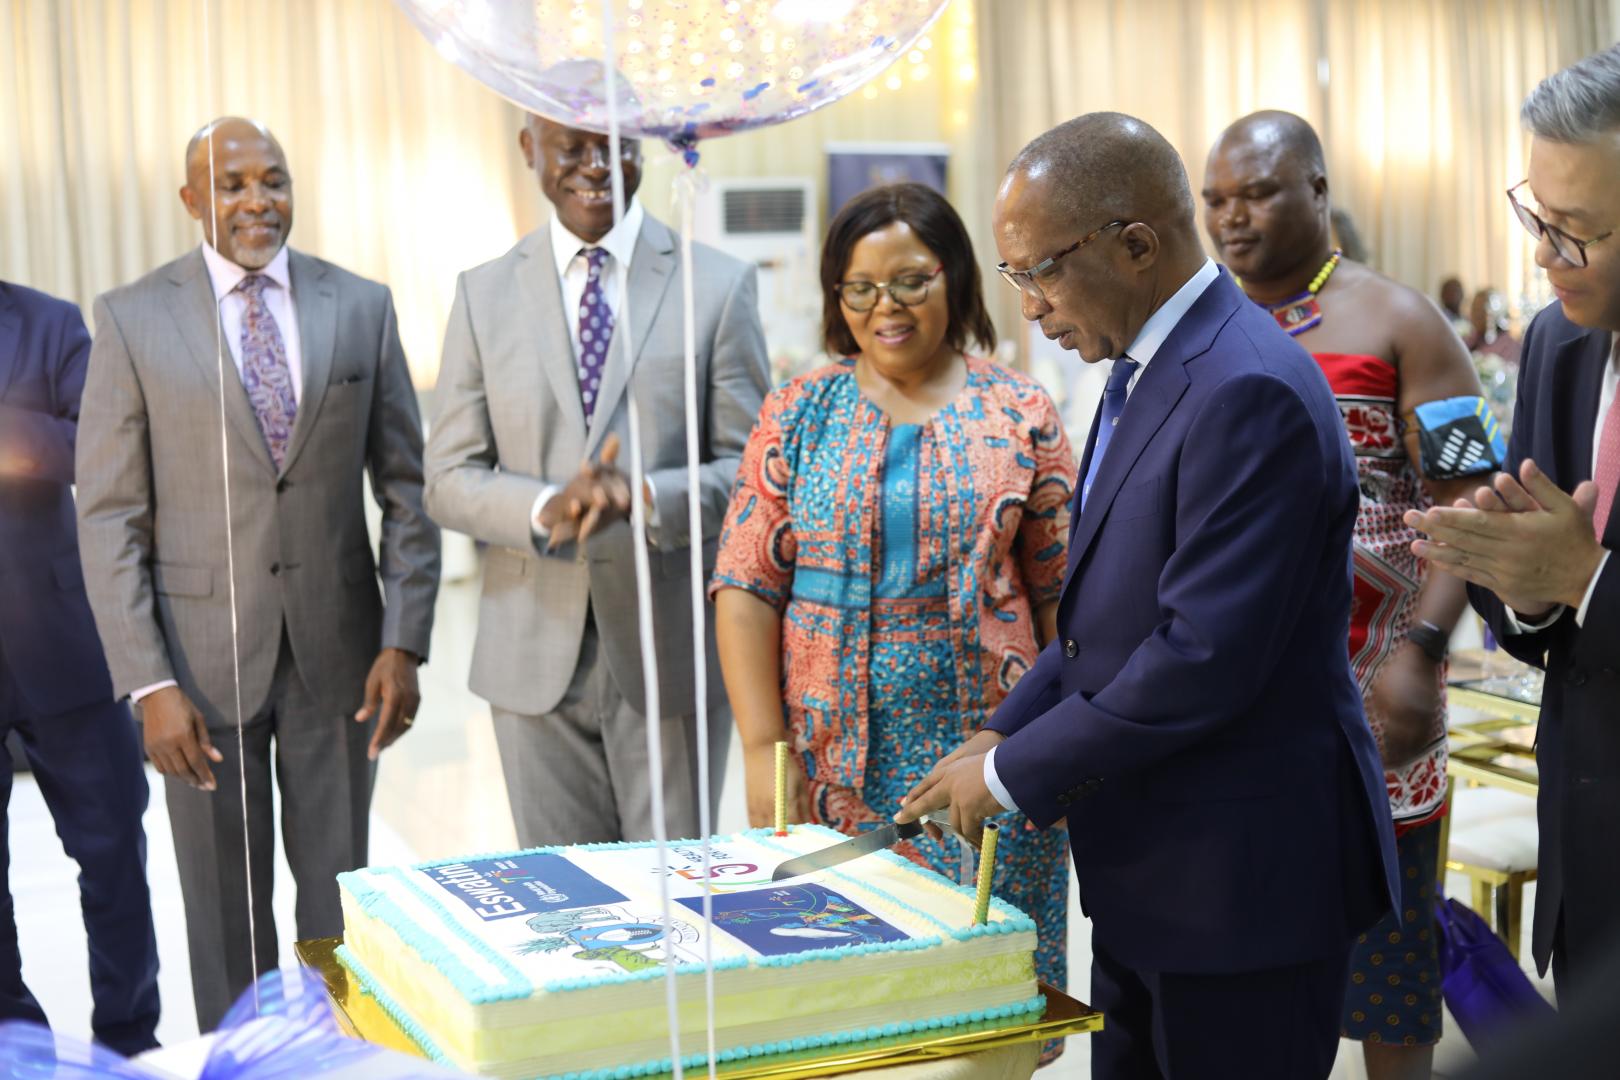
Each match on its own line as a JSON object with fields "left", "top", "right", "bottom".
{"left": 1080, "top": 356, "right": 1139, "bottom": 510}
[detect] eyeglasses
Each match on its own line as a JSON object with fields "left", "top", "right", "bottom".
{"left": 997, "top": 220, "right": 1128, "bottom": 298}
{"left": 834, "top": 265, "right": 943, "bottom": 312}
{"left": 1507, "top": 181, "right": 1613, "bottom": 268}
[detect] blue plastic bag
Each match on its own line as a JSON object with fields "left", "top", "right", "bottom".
{"left": 1434, "top": 896, "right": 1555, "bottom": 1049}
{"left": 0, "top": 968, "right": 465, "bottom": 1078}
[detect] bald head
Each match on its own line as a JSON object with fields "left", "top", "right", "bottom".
{"left": 993, "top": 112, "right": 1211, "bottom": 364}
{"left": 1209, "top": 110, "right": 1325, "bottom": 180}
{"left": 179, "top": 116, "right": 293, "bottom": 270}
{"left": 1009, "top": 112, "right": 1198, "bottom": 241}
{"left": 184, "top": 117, "right": 284, "bottom": 180}
{"left": 1202, "top": 110, "right": 1332, "bottom": 286}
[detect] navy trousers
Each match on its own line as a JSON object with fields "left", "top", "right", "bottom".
{"left": 1090, "top": 939, "right": 1350, "bottom": 1079}
{"left": 0, "top": 648, "right": 160, "bottom": 1055}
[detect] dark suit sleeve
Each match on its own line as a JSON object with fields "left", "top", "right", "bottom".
{"left": 645, "top": 264, "right": 770, "bottom": 551}
{"left": 366, "top": 287, "right": 441, "bottom": 661}
{"left": 1466, "top": 312, "right": 1567, "bottom": 667}
{"left": 992, "top": 371, "right": 1339, "bottom": 827}
{"left": 0, "top": 300, "right": 91, "bottom": 484}
{"left": 986, "top": 636, "right": 1064, "bottom": 738}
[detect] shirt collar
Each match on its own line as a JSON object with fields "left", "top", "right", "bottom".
{"left": 200, "top": 241, "right": 291, "bottom": 301}
{"left": 550, "top": 198, "right": 644, "bottom": 280}
{"left": 1119, "top": 257, "right": 1220, "bottom": 369}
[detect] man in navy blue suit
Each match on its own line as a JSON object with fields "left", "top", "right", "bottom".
{"left": 1407, "top": 44, "right": 1620, "bottom": 1001}
{"left": 898, "top": 113, "right": 1397, "bottom": 1078}
{"left": 0, "top": 281, "right": 160, "bottom": 1051}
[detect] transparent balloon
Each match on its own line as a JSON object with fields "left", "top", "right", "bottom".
{"left": 395, "top": 0, "right": 949, "bottom": 157}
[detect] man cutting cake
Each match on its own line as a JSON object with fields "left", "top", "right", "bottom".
{"left": 896, "top": 113, "right": 1398, "bottom": 1080}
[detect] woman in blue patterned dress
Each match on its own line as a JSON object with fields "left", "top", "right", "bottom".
{"left": 711, "top": 184, "right": 1076, "bottom": 1040}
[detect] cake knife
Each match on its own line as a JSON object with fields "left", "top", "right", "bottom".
{"left": 770, "top": 812, "right": 957, "bottom": 881}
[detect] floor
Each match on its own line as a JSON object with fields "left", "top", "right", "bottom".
{"left": 8, "top": 569, "right": 1554, "bottom": 1077}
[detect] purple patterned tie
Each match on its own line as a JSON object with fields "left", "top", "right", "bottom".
{"left": 236, "top": 274, "right": 298, "bottom": 470}
{"left": 576, "top": 247, "right": 616, "bottom": 424}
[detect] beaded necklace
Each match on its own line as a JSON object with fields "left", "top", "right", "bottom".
{"left": 1242, "top": 248, "right": 1342, "bottom": 336}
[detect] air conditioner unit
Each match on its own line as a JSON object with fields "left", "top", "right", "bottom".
{"left": 693, "top": 178, "right": 821, "bottom": 384}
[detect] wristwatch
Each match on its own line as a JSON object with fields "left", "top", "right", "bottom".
{"left": 1405, "top": 620, "right": 1449, "bottom": 663}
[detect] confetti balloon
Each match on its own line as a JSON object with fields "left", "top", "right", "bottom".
{"left": 396, "top": 0, "right": 950, "bottom": 156}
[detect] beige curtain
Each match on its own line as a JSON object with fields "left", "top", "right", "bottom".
{"left": 973, "top": 0, "right": 1613, "bottom": 337}
{"left": 0, "top": 0, "right": 535, "bottom": 386}
{"left": 2, "top": 0, "right": 1613, "bottom": 384}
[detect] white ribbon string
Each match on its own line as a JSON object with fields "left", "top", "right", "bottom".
{"left": 675, "top": 167, "right": 719, "bottom": 1080}
{"left": 202, "top": 0, "right": 260, "bottom": 1017}
{"left": 599, "top": 7, "right": 685, "bottom": 1079}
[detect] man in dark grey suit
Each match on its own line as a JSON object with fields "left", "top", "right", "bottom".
{"left": 425, "top": 115, "right": 769, "bottom": 846}
{"left": 76, "top": 117, "right": 441, "bottom": 1030}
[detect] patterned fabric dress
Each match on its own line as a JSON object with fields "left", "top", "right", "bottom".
{"left": 1315, "top": 353, "right": 1448, "bottom": 827}
{"left": 1316, "top": 353, "right": 1447, "bottom": 1047}
{"left": 712, "top": 356, "right": 1075, "bottom": 1003}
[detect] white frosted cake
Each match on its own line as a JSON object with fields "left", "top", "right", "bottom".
{"left": 336, "top": 825, "right": 1041, "bottom": 1079}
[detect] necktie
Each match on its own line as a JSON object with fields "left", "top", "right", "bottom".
{"left": 236, "top": 274, "right": 298, "bottom": 471}
{"left": 1593, "top": 340, "right": 1620, "bottom": 539}
{"left": 1080, "top": 356, "right": 1140, "bottom": 510}
{"left": 576, "top": 247, "right": 615, "bottom": 425}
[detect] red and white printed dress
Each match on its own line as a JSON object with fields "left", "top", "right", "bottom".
{"left": 1315, "top": 353, "right": 1448, "bottom": 831}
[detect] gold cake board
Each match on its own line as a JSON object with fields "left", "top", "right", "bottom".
{"left": 295, "top": 937, "right": 1101, "bottom": 1079}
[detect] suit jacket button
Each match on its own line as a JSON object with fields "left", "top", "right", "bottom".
{"left": 269, "top": 562, "right": 281, "bottom": 576}
{"left": 1056, "top": 793, "right": 1072, "bottom": 806}
{"left": 1567, "top": 667, "right": 1587, "bottom": 687}
{"left": 1064, "top": 639, "right": 1078, "bottom": 658}
{"left": 276, "top": 478, "right": 288, "bottom": 493}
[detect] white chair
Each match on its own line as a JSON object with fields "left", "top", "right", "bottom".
{"left": 1441, "top": 784, "right": 1539, "bottom": 959}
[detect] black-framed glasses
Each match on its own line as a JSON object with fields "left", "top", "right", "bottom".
{"left": 1508, "top": 181, "right": 1613, "bottom": 268}
{"left": 834, "top": 265, "right": 943, "bottom": 312}
{"left": 997, "top": 220, "right": 1128, "bottom": 298}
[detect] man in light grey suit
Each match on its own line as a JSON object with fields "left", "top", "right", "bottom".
{"left": 76, "top": 118, "right": 440, "bottom": 1031}
{"left": 425, "top": 115, "right": 768, "bottom": 846}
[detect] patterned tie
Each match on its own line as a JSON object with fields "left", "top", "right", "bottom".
{"left": 576, "top": 247, "right": 616, "bottom": 425}
{"left": 1593, "top": 339, "right": 1620, "bottom": 539}
{"left": 1080, "top": 356, "right": 1140, "bottom": 510}
{"left": 236, "top": 274, "right": 298, "bottom": 471}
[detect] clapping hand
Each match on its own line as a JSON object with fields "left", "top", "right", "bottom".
{"left": 1404, "top": 460, "right": 1603, "bottom": 619}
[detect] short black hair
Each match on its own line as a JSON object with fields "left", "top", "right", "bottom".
{"left": 820, "top": 183, "right": 995, "bottom": 359}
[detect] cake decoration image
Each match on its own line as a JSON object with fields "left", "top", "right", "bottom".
{"left": 678, "top": 883, "right": 910, "bottom": 955}
{"left": 515, "top": 905, "right": 701, "bottom": 973}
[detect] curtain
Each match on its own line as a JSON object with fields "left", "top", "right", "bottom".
{"left": 973, "top": 0, "right": 1613, "bottom": 336}
{"left": 0, "top": 0, "right": 535, "bottom": 387}
{"left": 2, "top": 0, "right": 1612, "bottom": 386}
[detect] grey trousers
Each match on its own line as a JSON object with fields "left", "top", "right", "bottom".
{"left": 492, "top": 622, "right": 729, "bottom": 847}
{"left": 157, "top": 634, "right": 374, "bottom": 1032}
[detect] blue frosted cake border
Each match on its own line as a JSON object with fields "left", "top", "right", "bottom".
{"left": 336, "top": 940, "right": 1046, "bottom": 1080}
{"left": 336, "top": 825, "right": 1036, "bottom": 1006}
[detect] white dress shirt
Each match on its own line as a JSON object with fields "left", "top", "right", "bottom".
{"left": 982, "top": 259, "right": 1221, "bottom": 812}
{"left": 199, "top": 241, "right": 304, "bottom": 404}
{"left": 131, "top": 242, "right": 302, "bottom": 704}
{"left": 1504, "top": 331, "right": 1618, "bottom": 634}
{"left": 530, "top": 200, "right": 659, "bottom": 537}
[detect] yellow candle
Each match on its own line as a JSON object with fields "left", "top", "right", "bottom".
{"left": 774, "top": 740, "right": 789, "bottom": 836}
{"left": 972, "top": 822, "right": 999, "bottom": 925}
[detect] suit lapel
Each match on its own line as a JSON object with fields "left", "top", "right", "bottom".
{"left": 1061, "top": 273, "right": 1237, "bottom": 581}
{"left": 1548, "top": 325, "right": 1610, "bottom": 486}
{"left": 517, "top": 230, "right": 587, "bottom": 451}
{"left": 279, "top": 250, "right": 336, "bottom": 476}
{"left": 1064, "top": 356, "right": 1190, "bottom": 578}
{"left": 0, "top": 290, "right": 21, "bottom": 401}
{"left": 166, "top": 250, "right": 276, "bottom": 475}
{"left": 1067, "top": 400, "right": 1104, "bottom": 550}
{"left": 586, "top": 216, "right": 676, "bottom": 458}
